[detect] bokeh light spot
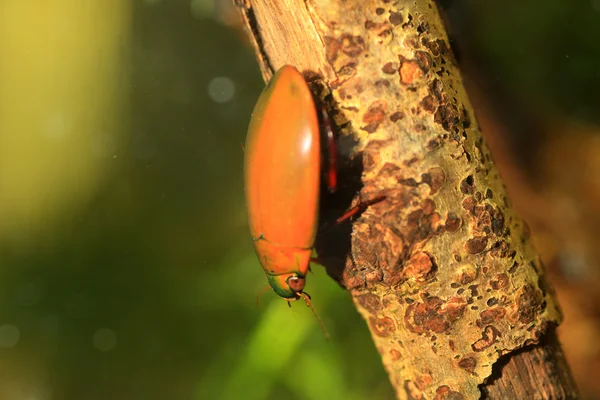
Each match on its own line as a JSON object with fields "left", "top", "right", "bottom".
{"left": 208, "top": 77, "right": 235, "bottom": 104}
{"left": 92, "top": 328, "right": 117, "bottom": 352}
{"left": 43, "top": 112, "right": 71, "bottom": 139}
{"left": 0, "top": 324, "right": 20, "bottom": 348}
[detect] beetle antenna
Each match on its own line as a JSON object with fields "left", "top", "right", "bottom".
{"left": 256, "top": 285, "right": 271, "bottom": 308}
{"left": 299, "top": 292, "right": 330, "bottom": 341}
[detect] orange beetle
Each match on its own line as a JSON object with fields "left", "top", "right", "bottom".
{"left": 244, "top": 65, "right": 321, "bottom": 302}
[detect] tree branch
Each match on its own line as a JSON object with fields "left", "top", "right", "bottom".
{"left": 236, "top": 0, "right": 578, "bottom": 398}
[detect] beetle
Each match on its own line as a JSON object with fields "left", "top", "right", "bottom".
{"left": 243, "top": 65, "right": 382, "bottom": 333}
{"left": 244, "top": 65, "right": 322, "bottom": 304}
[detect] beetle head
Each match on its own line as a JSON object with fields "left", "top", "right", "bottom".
{"left": 267, "top": 272, "right": 306, "bottom": 299}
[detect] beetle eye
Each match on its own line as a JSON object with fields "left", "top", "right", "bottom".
{"left": 287, "top": 275, "right": 306, "bottom": 292}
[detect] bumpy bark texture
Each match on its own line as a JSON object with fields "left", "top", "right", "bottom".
{"left": 237, "top": 1, "right": 575, "bottom": 398}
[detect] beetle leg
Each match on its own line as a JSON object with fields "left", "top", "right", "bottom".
{"left": 336, "top": 195, "right": 386, "bottom": 224}
{"left": 317, "top": 106, "right": 338, "bottom": 193}
{"left": 310, "top": 257, "right": 326, "bottom": 269}
{"left": 324, "top": 111, "right": 337, "bottom": 193}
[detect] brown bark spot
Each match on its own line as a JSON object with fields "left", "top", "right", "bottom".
{"left": 399, "top": 178, "right": 418, "bottom": 187}
{"left": 415, "top": 374, "right": 433, "bottom": 390}
{"left": 422, "top": 38, "right": 449, "bottom": 57}
{"left": 490, "top": 273, "right": 509, "bottom": 290}
{"left": 509, "top": 261, "right": 520, "bottom": 274}
{"left": 445, "top": 296, "right": 468, "bottom": 320}
{"left": 340, "top": 34, "right": 365, "bottom": 57}
{"left": 390, "top": 111, "right": 404, "bottom": 122}
{"left": 389, "top": 349, "right": 402, "bottom": 361}
{"left": 356, "top": 293, "right": 381, "bottom": 314}
{"left": 421, "top": 199, "right": 436, "bottom": 215}
{"left": 472, "top": 205, "right": 484, "bottom": 219}
{"left": 458, "top": 356, "right": 477, "bottom": 374}
{"left": 382, "top": 62, "right": 396, "bottom": 74}
{"left": 417, "top": 22, "right": 429, "bottom": 35}
{"left": 364, "top": 20, "right": 392, "bottom": 38}
{"left": 415, "top": 51, "right": 432, "bottom": 74}
{"left": 429, "top": 78, "right": 444, "bottom": 101}
{"left": 342, "top": 272, "right": 365, "bottom": 290}
{"left": 428, "top": 212, "right": 442, "bottom": 228}
{"left": 404, "top": 381, "right": 423, "bottom": 400}
{"left": 344, "top": 222, "right": 387, "bottom": 289}
{"left": 434, "top": 103, "right": 459, "bottom": 132}
{"left": 377, "top": 163, "right": 403, "bottom": 183}
{"left": 444, "top": 213, "right": 461, "bottom": 232}
{"left": 399, "top": 59, "right": 423, "bottom": 84}
{"left": 478, "top": 211, "right": 491, "bottom": 232}
{"left": 405, "top": 295, "right": 466, "bottom": 334}
{"left": 375, "top": 7, "right": 385, "bottom": 15}
{"left": 485, "top": 188, "right": 494, "bottom": 199}
{"left": 465, "top": 236, "right": 488, "bottom": 254}
{"left": 337, "top": 88, "right": 349, "bottom": 100}
{"left": 426, "top": 138, "right": 440, "bottom": 151}
{"left": 517, "top": 284, "right": 544, "bottom": 324}
{"left": 361, "top": 100, "right": 387, "bottom": 133}
{"left": 381, "top": 230, "right": 405, "bottom": 284}
{"left": 434, "top": 385, "right": 465, "bottom": 400}
{"left": 489, "top": 240, "right": 512, "bottom": 258}
{"left": 362, "top": 140, "right": 387, "bottom": 171}
{"left": 491, "top": 208, "right": 505, "bottom": 236}
{"left": 461, "top": 196, "right": 476, "bottom": 212}
{"left": 472, "top": 325, "right": 501, "bottom": 352}
{"left": 389, "top": 11, "right": 403, "bottom": 25}
{"left": 421, "top": 166, "right": 445, "bottom": 195}
{"left": 479, "top": 307, "right": 506, "bottom": 326}
{"left": 459, "top": 175, "right": 474, "bottom": 194}
{"left": 337, "top": 62, "right": 357, "bottom": 79}
{"left": 404, "top": 251, "right": 437, "bottom": 282}
{"left": 369, "top": 315, "right": 396, "bottom": 337}
{"left": 374, "top": 79, "right": 390, "bottom": 88}
{"left": 456, "top": 264, "right": 477, "bottom": 285}
{"left": 324, "top": 36, "right": 341, "bottom": 63}
{"left": 402, "top": 35, "right": 419, "bottom": 50}
{"left": 365, "top": 269, "right": 384, "bottom": 284}
{"left": 475, "top": 191, "right": 483, "bottom": 202}
{"left": 468, "top": 284, "right": 479, "bottom": 297}
{"left": 404, "top": 157, "right": 419, "bottom": 167}
{"left": 404, "top": 208, "right": 441, "bottom": 244}
{"left": 420, "top": 95, "right": 436, "bottom": 112}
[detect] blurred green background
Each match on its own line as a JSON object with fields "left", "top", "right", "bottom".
{"left": 0, "top": 1, "right": 389, "bottom": 399}
{"left": 0, "top": 1, "right": 597, "bottom": 399}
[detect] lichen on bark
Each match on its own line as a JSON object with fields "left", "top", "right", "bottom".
{"left": 237, "top": 0, "right": 564, "bottom": 398}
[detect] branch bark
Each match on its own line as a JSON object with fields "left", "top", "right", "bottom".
{"left": 236, "top": 1, "right": 578, "bottom": 398}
